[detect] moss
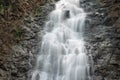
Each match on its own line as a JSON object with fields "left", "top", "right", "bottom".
{"left": 0, "top": 3, "right": 3, "bottom": 14}
{"left": 15, "top": 28, "right": 24, "bottom": 41}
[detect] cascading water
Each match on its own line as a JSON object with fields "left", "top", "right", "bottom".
{"left": 31, "top": 0, "right": 93, "bottom": 80}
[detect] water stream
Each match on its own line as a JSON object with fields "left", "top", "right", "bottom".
{"left": 31, "top": 0, "right": 93, "bottom": 80}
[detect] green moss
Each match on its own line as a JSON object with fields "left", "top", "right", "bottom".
{"left": 0, "top": 4, "right": 3, "bottom": 14}
{"left": 15, "top": 28, "right": 24, "bottom": 41}
{"left": 33, "top": 6, "right": 43, "bottom": 16}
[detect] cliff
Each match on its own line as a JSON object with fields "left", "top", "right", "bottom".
{"left": 0, "top": 0, "right": 120, "bottom": 80}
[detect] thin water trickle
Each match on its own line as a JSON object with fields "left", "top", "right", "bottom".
{"left": 31, "top": 0, "right": 93, "bottom": 80}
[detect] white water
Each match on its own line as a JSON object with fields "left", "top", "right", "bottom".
{"left": 31, "top": 0, "right": 92, "bottom": 80}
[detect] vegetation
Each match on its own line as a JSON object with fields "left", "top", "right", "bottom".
{"left": 15, "top": 27, "right": 24, "bottom": 41}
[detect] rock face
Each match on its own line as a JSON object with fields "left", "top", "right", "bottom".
{"left": 12, "top": 3, "right": 56, "bottom": 80}
{"left": 83, "top": 0, "right": 120, "bottom": 80}
{"left": 0, "top": 1, "right": 55, "bottom": 80}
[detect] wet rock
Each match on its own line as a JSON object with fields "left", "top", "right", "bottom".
{"left": 102, "top": 16, "right": 119, "bottom": 26}
{"left": 64, "top": 10, "right": 70, "bottom": 19}
{"left": 114, "top": 0, "right": 120, "bottom": 3}
{"left": 96, "top": 76, "right": 104, "bottom": 80}
{"left": 0, "top": 39, "right": 3, "bottom": 45}
{"left": 84, "top": 0, "right": 120, "bottom": 80}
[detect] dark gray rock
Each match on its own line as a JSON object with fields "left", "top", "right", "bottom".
{"left": 102, "top": 16, "right": 119, "bottom": 26}
{"left": 83, "top": 0, "right": 120, "bottom": 80}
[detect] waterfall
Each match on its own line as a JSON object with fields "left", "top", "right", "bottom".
{"left": 31, "top": 0, "right": 93, "bottom": 80}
